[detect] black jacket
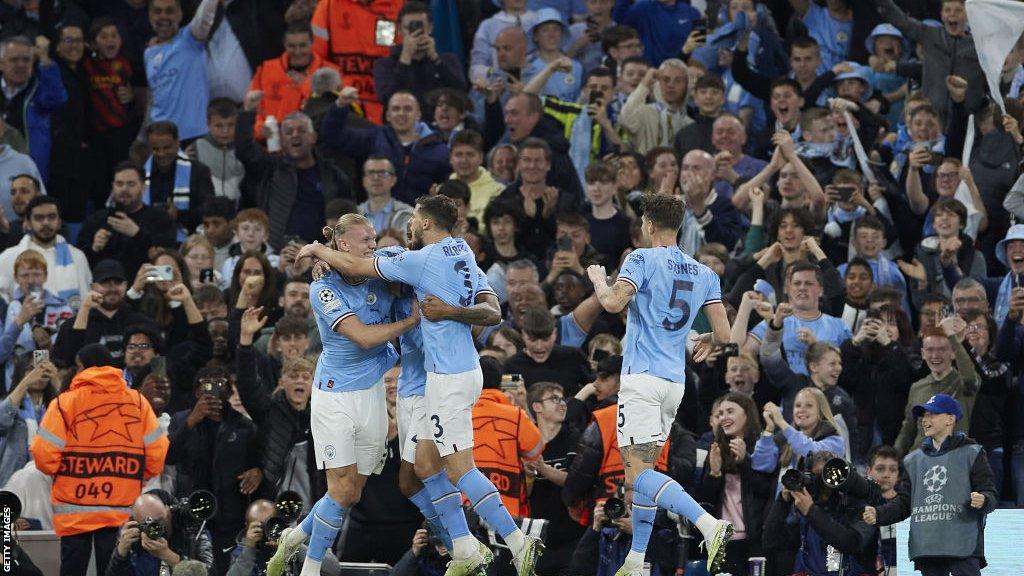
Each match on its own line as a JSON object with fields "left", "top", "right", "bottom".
{"left": 51, "top": 305, "right": 154, "bottom": 367}
{"left": 235, "top": 110, "right": 355, "bottom": 250}
{"left": 210, "top": 0, "right": 287, "bottom": 73}
{"left": 147, "top": 158, "right": 215, "bottom": 234}
{"left": 167, "top": 404, "right": 260, "bottom": 553}
{"left": 49, "top": 59, "right": 91, "bottom": 222}
{"left": 839, "top": 340, "right": 913, "bottom": 459}
{"left": 697, "top": 447, "right": 775, "bottom": 553}
{"left": 77, "top": 205, "right": 178, "bottom": 279}
{"left": 106, "top": 517, "right": 215, "bottom": 576}
{"left": 372, "top": 45, "right": 468, "bottom": 113}
{"left": 235, "top": 344, "right": 325, "bottom": 501}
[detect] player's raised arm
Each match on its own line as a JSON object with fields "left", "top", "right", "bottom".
{"left": 299, "top": 241, "right": 381, "bottom": 279}
{"left": 587, "top": 264, "right": 635, "bottom": 314}
{"left": 336, "top": 302, "right": 421, "bottom": 349}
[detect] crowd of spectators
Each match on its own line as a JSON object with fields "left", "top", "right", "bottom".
{"left": 0, "top": 0, "right": 1020, "bottom": 575}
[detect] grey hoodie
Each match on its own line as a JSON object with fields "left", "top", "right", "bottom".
{"left": 196, "top": 136, "right": 245, "bottom": 201}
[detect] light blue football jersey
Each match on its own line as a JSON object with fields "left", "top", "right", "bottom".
{"left": 310, "top": 271, "right": 399, "bottom": 392}
{"left": 374, "top": 236, "right": 496, "bottom": 375}
{"left": 617, "top": 246, "right": 722, "bottom": 384}
{"left": 749, "top": 314, "right": 852, "bottom": 375}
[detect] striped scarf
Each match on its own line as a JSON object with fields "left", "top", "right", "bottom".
{"left": 144, "top": 152, "right": 192, "bottom": 242}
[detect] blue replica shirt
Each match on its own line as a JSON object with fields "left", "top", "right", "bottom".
{"left": 558, "top": 313, "right": 586, "bottom": 349}
{"left": 802, "top": 3, "right": 852, "bottom": 73}
{"left": 374, "top": 236, "right": 496, "bottom": 374}
{"left": 749, "top": 314, "right": 852, "bottom": 375}
{"left": 310, "top": 271, "right": 399, "bottom": 392}
{"left": 617, "top": 246, "right": 722, "bottom": 384}
{"left": 145, "top": 27, "right": 209, "bottom": 140}
{"left": 522, "top": 57, "right": 583, "bottom": 102}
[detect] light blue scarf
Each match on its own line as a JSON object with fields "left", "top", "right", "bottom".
{"left": 569, "top": 107, "right": 592, "bottom": 191}
{"left": 144, "top": 152, "right": 193, "bottom": 243}
{"left": 994, "top": 273, "right": 1014, "bottom": 327}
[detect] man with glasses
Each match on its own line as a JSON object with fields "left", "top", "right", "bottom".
{"left": 0, "top": 195, "right": 91, "bottom": 307}
{"left": 526, "top": 381, "right": 584, "bottom": 575}
{"left": 358, "top": 156, "right": 413, "bottom": 235}
{"left": 951, "top": 278, "right": 990, "bottom": 318}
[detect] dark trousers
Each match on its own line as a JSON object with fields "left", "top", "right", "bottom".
{"left": 915, "top": 556, "right": 982, "bottom": 576}
{"left": 60, "top": 527, "right": 119, "bottom": 576}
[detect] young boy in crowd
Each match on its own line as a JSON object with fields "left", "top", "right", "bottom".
{"left": 192, "top": 98, "right": 245, "bottom": 202}
{"left": 866, "top": 445, "right": 900, "bottom": 574}
{"left": 865, "top": 394, "right": 997, "bottom": 576}
{"left": 83, "top": 17, "right": 140, "bottom": 208}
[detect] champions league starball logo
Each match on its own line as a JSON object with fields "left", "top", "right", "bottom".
{"left": 923, "top": 465, "right": 948, "bottom": 493}
{"left": 319, "top": 289, "right": 335, "bottom": 304}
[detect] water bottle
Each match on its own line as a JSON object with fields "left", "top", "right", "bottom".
{"left": 264, "top": 115, "right": 281, "bottom": 152}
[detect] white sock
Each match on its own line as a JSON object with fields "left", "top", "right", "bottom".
{"left": 623, "top": 550, "right": 645, "bottom": 569}
{"left": 452, "top": 535, "right": 478, "bottom": 560}
{"left": 504, "top": 528, "right": 526, "bottom": 555}
{"left": 695, "top": 513, "right": 719, "bottom": 540}
{"left": 299, "top": 558, "right": 322, "bottom": 576}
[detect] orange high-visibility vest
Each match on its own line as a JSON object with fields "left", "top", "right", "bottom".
{"left": 310, "top": 0, "right": 404, "bottom": 124}
{"left": 472, "top": 389, "right": 544, "bottom": 518}
{"left": 249, "top": 51, "right": 340, "bottom": 138}
{"left": 31, "top": 366, "right": 168, "bottom": 536}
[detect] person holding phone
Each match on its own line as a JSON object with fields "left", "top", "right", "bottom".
{"left": 372, "top": 1, "right": 467, "bottom": 112}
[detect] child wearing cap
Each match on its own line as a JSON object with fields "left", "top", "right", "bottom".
{"left": 865, "top": 393, "right": 997, "bottom": 576}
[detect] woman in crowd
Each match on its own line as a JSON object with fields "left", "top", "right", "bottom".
{"left": 181, "top": 234, "right": 220, "bottom": 290}
{"left": 0, "top": 356, "right": 59, "bottom": 487}
{"left": 127, "top": 249, "right": 193, "bottom": 341}
{"left": 697, "top": 392, "right": 774, "bottom": 576}
{"left": 751, "top": 387, "right": 845, "bottom": 477}
{"left": 839, "top": 305, "right": 914, "bottom": 461}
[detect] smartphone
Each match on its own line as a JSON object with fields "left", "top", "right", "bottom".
{"left": 146, "top": 265, "right": 174, "bottom": 282}
{"left": 32, "top": 349, "right": 48, "bottom": 367}
{"left": 406, "top": 19, "right": 423, "bottom": 34}
{"left": 28, "top": 286, "right": 43, "bottom": 303}
{"left": 591, "top": 348, "right": 610, "bottom": 363}
{"left": 201, "top": 378, "right": 225, "bottom": 399}
{"left": 926, "top": 152, "right": 944, "bottom": 166}
{"left": 691, "top": 17, "right": 708, "bottom": 35}
{"left": 150, "top": 357, "right": 167, "bottom": 379}
{"left": 557, "top": 235, "right": 573, "bottom": 252}
{"left": 500, "top": 373, "right": 522, "bottom": 393}
{"left": 199, "top": 268, "right": 215, "bottom": 283}
{"left": 834, "top": 185, "right": 855, "bottom": 202}
{"left": 1013, "top": 274, "right": 1024, "bottom": 289}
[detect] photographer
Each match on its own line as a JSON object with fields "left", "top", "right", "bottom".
{"left": 106, "top": 492, "right": 214, "bottom": 576}
{"left": 390, "top": 526, "right": 450, "bottom": 576}
{"left": 763, "top": 451, "right": 879, "bottom": 576}
{"left": 225, "top": 500, "right": 277, "bottom": 576}
{"left": 167, "top": 366, "right": 261, "bottom": 574}
{"left": 567, "top": 497, "right": 680, "bottom": 576}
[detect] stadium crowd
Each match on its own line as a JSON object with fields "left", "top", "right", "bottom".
{"left": 0, "top": 0, "right": 1019, "bottom": 574}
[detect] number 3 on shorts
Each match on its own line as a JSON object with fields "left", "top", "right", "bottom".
{"left": 431, "top": 414, "right": 444, "bottom": 439}
{"left": 617, "top": 403, "right": 625, "bottom": 430}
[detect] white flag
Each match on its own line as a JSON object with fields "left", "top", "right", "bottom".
{"left": 965, "top": 0, "right": 1024, "bottom": 113}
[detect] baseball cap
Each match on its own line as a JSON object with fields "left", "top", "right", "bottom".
{"left": 596, "top": 354, "right": 622, "bottom": 377}
{"left": 93, "top": 260, "right": 126, "bottom": 283}
{"left": 912, "top": 393, "right": 963, "bottom": 420}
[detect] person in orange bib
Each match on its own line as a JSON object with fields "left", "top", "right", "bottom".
{"left": 311, "top": 0, "right": 404, "bottom": 124}
{"left": 471, "top": 358, "right": 545, "bottom": 519}
{"left": 249, "top": 22, "right": 340, "bottom": 139}
{"left": 31, "top": 343, "right": 168, "bottom": 576}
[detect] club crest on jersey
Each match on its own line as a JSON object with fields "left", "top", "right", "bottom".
{"left": 319, "top": 289, "right": 335, "bottom": 303}
{"left": 367, "top": 293, "right": 377, "bottom": 305}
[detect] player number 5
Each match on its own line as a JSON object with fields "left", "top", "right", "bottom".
{"left": 662, "top": 279, "right": 693, "bottom": 331}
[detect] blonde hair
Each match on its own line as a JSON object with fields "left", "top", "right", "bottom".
{"left": 779, "top": 386, "right": 840, "bottom": 467}
{"left": 587, "top": 333, "right": 622, "bottom": 356}
{"left": 323, "top": 213, "right": 373, "bottom": 246}
{"left": 14, "top": 250, "right": 46, "bottom": 275}
{"left": 282, "top": 356, "right": 316, "bottom": 378}
{"left": 180, "top": 234, "right": 214, "bottom": 259}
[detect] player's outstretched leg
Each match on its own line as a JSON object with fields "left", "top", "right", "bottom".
{"left": 614, "top": 492, "right": 658, "bottom": 576}
{"left": 423, "top": 470, "right": 493, "bottom": 575}
{"left": 456, "top": 468, "right": 543, "bottom": 576}
{"left": 300, "top": 495, "right": 346, "bottom": 576}
{"left": 633, "top": 468, "right": 733, "bottom": 573}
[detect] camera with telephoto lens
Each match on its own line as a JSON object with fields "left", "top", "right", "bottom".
{"left": 821, "top": 458, "right": 883, "bottom": 505}
{"left": 601, "top": 481, "right": 627, "bottom": 528}
{"left": 172, "top": 490, "right": 218, "bottom": 527}
{"left": 781, "top": 468, "right": 816, "bottom": 492}
{"left": 261, "top": 491, "right": 303, "bottom": 547}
